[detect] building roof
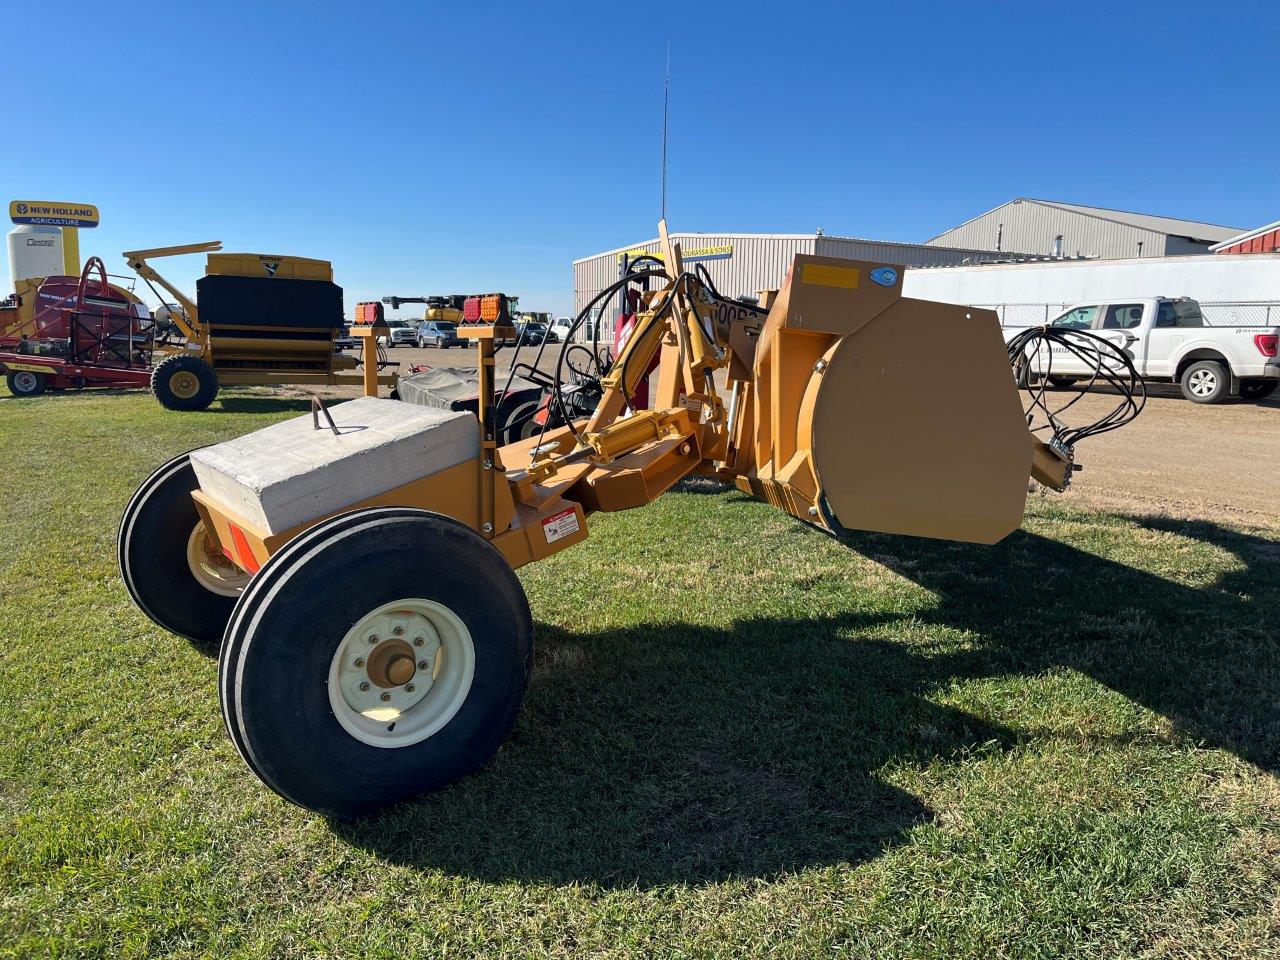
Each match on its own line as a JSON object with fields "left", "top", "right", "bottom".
{"left": 1208, "top": 218, "right": 1280, "bottom": 252}
{"left": 573, "top": 231, "right": 1007, "bottom": 264}
{"left": 929, "top": 198, "right": 1245, "bottom": 244}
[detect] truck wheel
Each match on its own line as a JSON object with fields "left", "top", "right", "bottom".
{"left": 1239, "top": 380, "right": 1277, "bottom": 401}
{"left": 219, "top": 508, "right": 532, "bottom": 819}
{"left": 1047, "top": 376, "right": 1080, "bottom": 389}
{"left": 118, "top": 451, "right": 249, "bottom": 648}
{"left": 1180, "top": 360, "right": 1229, "bottom": 404}
{"left": 152, "top": 354, "right": 218, "bottom": 411}
{"left": 6, "top": 370, "right": 47, "bottom": 397}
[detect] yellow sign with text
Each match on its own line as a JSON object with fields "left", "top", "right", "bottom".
{"left": 617, "top": 243, "right": 733, "bottom": 264}
{"left": 9, "top": 200, "right": 99, "bottom": 228}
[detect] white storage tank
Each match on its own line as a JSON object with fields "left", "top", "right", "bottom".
{"left": 8, "top": 225, "right": 64, "bottom": 290}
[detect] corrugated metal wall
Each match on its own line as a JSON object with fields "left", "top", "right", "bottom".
{"left": 572, "top": 234, "right": 816, "bottom": 339}
{"left": 1217, "top": 228, "right": 1280, "bottom": 255}
{"left": 928, "top": 199, "right": 1170, "bottom": 260}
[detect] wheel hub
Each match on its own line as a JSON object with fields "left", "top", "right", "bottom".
{"left": 366, "top": 638, "right": 417, "bottom": 688}
{"left": 328, "top": 599, "right": 475, "bottom": 748}
{"left": 171, "top": 371, "right": 199, "bottom": 399}
{"left": 1190, "top": 370, "right": 1216, "bottom": 395}
{"left": 186, "top": 523, "right": 252, "bottom": 597}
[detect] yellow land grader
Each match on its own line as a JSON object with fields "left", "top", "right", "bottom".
{"left": 124, "top": 242, "right": 394, "bottom": 409}
{"left": 117, "top": 223, "right": 1135, "bottom": 819}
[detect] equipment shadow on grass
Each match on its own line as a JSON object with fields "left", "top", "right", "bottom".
{"left": 339, "top": 511, "right": 1278, "bottom": 888}
{"left": 340, "top": 610, "right": 1009, "bottom": 887}
{"left": 213, "top": 395, "right": 316, "bottom": 415}
{"left": 833, "top": 517, "right": 1280, "bottom": 774}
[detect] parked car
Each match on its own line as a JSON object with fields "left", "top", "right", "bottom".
{"left": 377, "top": 319, "right": 418, "bottom": 348}
{"left": 550, "top": 316, "right": 574, "bottom": 343}
{"left": 1008, "top": 297, "right": 1280, "bottom": 403}
{"left": 333, "top": 326, "right": 358, "bottom": 352}
{"left": 417, "top": 320, "right": 465, "bottom": 349}
{"left": 512, "top": 320, "right": 555, "bottom": 346}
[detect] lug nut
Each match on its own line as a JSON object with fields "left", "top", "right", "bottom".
{"left": 393, "top": 626, "right": 404, "bottom": 636}
{"left": 359, "top": 682, "right": 370, "bottom": 692}
{"left": 354, "top": 657, "right": 365, "bottom": 667}
{"left": 380, "top": 692, "right": 392, "bottom": 702}
{"left": 406, "top": 684, "right": 416, "bottom": 693}
{"left": 368, "top": 635, "right": 379, "bottom": 645}
{"left": 413, "top": 636, "right": 424, "bottom": 646}
{"left": 418, "top": 660, "right": 430, "bottom": 670}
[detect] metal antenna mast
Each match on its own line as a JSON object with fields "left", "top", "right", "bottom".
{"left": 661, "top": 39, "right": 670, "bottom": 220}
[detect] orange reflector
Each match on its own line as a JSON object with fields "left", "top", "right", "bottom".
{"left": 228, "top": 523, "right": 261, "bottom": 574}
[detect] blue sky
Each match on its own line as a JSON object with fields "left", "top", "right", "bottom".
{"left": 4, "top": 0, "right": 1277, "bottom": 317}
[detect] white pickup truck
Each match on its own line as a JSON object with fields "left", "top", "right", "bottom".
{"left": 1010, "top": 297, "right": 1280, "bottom": 403}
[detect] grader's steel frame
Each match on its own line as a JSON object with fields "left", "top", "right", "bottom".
{"left": 121, "top": 222, "right": 1079, "bottom": 818}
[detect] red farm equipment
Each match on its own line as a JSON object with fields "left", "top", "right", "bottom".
{"left": 0, "top": 258, "right": 155, "bottom": 397}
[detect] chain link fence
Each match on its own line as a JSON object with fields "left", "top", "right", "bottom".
{"left": 978, "top": 301, "right": 1280, "bottom": 329}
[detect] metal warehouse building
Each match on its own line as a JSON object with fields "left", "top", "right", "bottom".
{"left": 927, "top": 198, "right": 1244, "bottom": 260}
{"left": 572, "top": 232, "right": 1010, "bottom": 336}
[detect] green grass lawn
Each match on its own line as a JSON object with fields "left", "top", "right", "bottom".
{"left": 2, "top": 386, "right": 1279, "bottom": 959}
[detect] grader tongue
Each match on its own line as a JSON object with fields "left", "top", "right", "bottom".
{"left": 118, "top": 222, "right": 1133, "bottom": 818}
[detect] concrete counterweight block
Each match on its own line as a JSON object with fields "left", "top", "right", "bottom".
{"left": 190, "top": 396, "right": 479, "bottom": 535}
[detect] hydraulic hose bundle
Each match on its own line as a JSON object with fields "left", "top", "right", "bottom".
{"left": 1007, "top": 325, "right": 1146, "bottom": 451}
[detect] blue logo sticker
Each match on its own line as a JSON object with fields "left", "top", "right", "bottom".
{"left": 870, "top": 266, "right": 898, "bottom": 287}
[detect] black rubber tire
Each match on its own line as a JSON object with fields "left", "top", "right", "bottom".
{"left": 151, "top": 354, "right": 218, "bottom": 411}
{"left": 219, "top": 508, "right": 532, "bottom": 819}
{"left": 117, "top": 451, "right": 239, "bottom": 647}
{"left": 1239, "top": 380, "right": 1277, "bottom": 401}
{"left": 6, "top": 370, "right": 47, "bottom": 397}
{"left": 500, "top": 398, "right": 542, "bottom": 445}
{"left": 1047, "top": 376, "right": 1080, "bottom": 389}
{"left": 1180, "top": 359, "right": 1229, "bottom": 404}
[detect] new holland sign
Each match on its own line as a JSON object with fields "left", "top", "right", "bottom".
{"left": 9, "top": 200, "right": 99, "bottom": 229}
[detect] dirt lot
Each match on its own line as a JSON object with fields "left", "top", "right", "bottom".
{"left": 1032, "top": 383, "right": 1280, "bottom": 529}
{"left": 358, "top": 343, "right": 1280, "bottom": 529}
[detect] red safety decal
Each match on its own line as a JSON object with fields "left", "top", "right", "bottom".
{"left": 541, "top": 508, "right": 580, "bottom": 544}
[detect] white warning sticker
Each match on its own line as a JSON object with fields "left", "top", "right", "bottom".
{"left": 541, "top": 507, "right": 580, "bottom": 543}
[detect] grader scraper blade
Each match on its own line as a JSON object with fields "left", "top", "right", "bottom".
{"left": 745, "top": 255, "right": 1035, "bottom": 545}
{"left": 811, "top": 298, "right": 1032, "bottom": 544}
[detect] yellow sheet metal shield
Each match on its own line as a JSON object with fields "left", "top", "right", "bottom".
{"left": 811, "top": 300, "right": 1032, "bottom": 544}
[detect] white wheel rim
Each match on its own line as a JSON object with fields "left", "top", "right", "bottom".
{"left": 13, "top": 371, "right": 38, "bottom": 392}
{"left": 186, "top": 523, "right": 252, "bottom": 597}
{"left": 1190, "top": 369, "right": 1217, "bottom": 396}
{"left": 327, "top": 598, "right": 475, "bottom": 749}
